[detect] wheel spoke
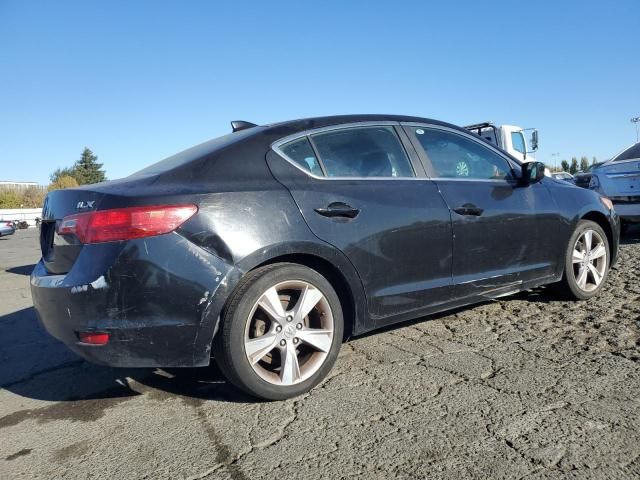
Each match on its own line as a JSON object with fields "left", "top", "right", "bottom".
{"left": 590, "top": 243, "right": 606, "bottom": 259}
{"left": 583, "top": 230, "right": 593, "bottom": 252}
{"left": 280, "top": 343, "right": 301, "bottom": 385}
{"left": 572, "top": 249, "right": 585, "bottom": 263}
{"left": 297, "top": 328, "right": 333, "bottom": 353}
{"left": 588, "top": 263, "right": 602, "bottom": 286}
{"left": 576, "top": 266, "right": 588, "bottom": 289}
{"left": 257, "top": 286, "right": 285, "bottom": 321}
{"left": 292, "top": 285, "right": 324, "bottom": 323}
{"left": 245, "top": 333, "right": 278, "bottom": 365}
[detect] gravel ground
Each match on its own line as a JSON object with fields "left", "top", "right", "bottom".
{"left": 1, "top": 228, "right": 639, "bottom": 479}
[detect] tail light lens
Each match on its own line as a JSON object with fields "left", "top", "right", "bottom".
{"left": 77, "top": 331, "right": 110, "bottom": 345}
{"left": 58, "top": 204, "right": 197, "bottom": 244}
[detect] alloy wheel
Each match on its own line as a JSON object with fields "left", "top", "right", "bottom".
{"left": 572, "top": 229, "right": 607, "bottom": 292}
{"left": 244, "top": 280, "right": 334, "bottom": 386}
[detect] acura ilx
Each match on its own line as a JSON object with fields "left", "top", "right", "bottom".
{"left": 31, "top": 115, "right": 619, "bottom": 399}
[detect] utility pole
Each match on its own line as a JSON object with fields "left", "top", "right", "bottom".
{"left": 551, "top": 152, "right": 560, "bottom": 171}
{"left": 632, "top": 117, "right": 640, "bottom": 142}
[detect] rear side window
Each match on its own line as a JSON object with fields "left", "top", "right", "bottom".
{"left": 310, "top": 126, "right": 414, "bottom": 178}
{"left": 279, "top": 137, "right": 323, "bottom": 176}
{"left": 412, "top": 127, "right": 512, "bottom": 180}
{"left": 614, "top": 143, "right": 640, "bottom": 161}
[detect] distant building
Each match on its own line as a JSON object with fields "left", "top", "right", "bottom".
{"left": 0, "top": 181, "right": 40, "bottom": 191}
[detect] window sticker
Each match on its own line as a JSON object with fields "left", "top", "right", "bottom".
{"left": 416, "top": 129, "right": 425, "bottom": 135}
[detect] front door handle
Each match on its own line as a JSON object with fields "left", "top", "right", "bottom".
{"left": 453, "top": 204, "right": 484, "bottom": 216}
{"left": 314, "top": 202, "right": 360, "bottom": 219}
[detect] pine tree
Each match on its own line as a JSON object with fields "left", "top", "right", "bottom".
{"left": 561, "top": 160, "right": 570, "bottom": 172}
{"left": 73, "top": 148, "right": 106, "bottom": 185}
{"left": 592, "top": 156, "right": 597, "bottom": 165}
{"left": 569, "top": 157, "right": 579, "bottom": 174}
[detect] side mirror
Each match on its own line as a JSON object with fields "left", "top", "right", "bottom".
{"left": 530, "top": 130, "right": 539, "bottom": 151}
{"left": 522, "top": 161, "right": 546, "bottom": 185}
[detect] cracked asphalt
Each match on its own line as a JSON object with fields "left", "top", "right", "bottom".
{"left": 1, "top": 228, "right": 639, "bottom": 479}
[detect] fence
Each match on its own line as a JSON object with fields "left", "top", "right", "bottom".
{"left": 0, "top": 208, "right": 42, "bottom": 228}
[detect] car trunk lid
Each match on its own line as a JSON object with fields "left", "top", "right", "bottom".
{"left": 40, "top": 188, "right": 108, "bottom": 274}
{"left": 599, "top": 159, "right": 640, "bottom": 196}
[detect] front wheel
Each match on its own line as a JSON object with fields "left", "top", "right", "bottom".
{"left": 554, "top": 220, "right": 610, "bottom": 300}
{"left": 214, "top": 263, "right": 343, "bottom": 400}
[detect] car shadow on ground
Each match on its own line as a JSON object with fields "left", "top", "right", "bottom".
{"left": 5, "top": 264, "right": 36, "bottom": 276}
{"left": 0, "top": 306, "right": 255, "bottom": 405}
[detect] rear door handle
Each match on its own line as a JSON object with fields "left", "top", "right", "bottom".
{"left": 453, "top": 204, "right": 484, "bottom": 216}
{"left": 314, "top": 202, "right": 360, "bottom": 219}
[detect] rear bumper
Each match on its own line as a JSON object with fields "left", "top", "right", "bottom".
{"left": 30, "top": 233, "right": 237, "bottom": 367}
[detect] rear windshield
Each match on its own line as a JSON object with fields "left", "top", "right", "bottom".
{"left": 129, "top": 127, "right": 261, "bottom": 177}
{"left": 614, "top": 143, "right": 640, "bottom": 162}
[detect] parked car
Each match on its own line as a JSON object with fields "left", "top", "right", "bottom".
{"left": 551, "top": 171, "right": 576, "bottom": 184}
{"left": 588, "top": 142, "right": 640, "bottom": 228}
{"left": 0, "top": 221, "right": 16, "bottom": 237}
{"left": 574, "top": 162, "right": 605, "bottom": 188}
{"left": 31, "top": 115, "right": 620, "bottom": 400}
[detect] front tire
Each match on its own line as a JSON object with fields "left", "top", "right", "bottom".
{"left": 214, "top": 263, "right": 343, "bottom": 400}
{"left": 554, "top": 220, "right": 610, "bottom": 300}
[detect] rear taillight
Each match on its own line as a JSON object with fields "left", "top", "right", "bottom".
{"left": 77, "top": 331, "right": 110, "bottom": 345}
{"left": 58, "top": 204, "right": 197, "bottom": 244}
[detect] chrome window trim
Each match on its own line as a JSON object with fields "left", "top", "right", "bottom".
{"left": 271, "top": 121, "right": 425, "bottom": 181}
{"left": 401, "top": 122, "right": 522, "bottom": 182}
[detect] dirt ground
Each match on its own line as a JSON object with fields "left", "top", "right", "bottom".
{"left": 1, "top": 228, "right": 639, "bottom": 479}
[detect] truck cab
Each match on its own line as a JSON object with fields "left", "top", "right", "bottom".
{"left": 465, "top": 122, "right": 538, "bottom": 163}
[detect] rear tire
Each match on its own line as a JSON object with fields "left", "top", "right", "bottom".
{"left": 553, "top": 220, "right": 610, "bottom": 300}
{"left": 214, "top": 263, "right": 343, "bottom": 400}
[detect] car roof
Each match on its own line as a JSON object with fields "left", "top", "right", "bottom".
{"left": 259, "top": 114, "right": 465, "bottom": 138}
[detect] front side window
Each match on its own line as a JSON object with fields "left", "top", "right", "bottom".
{"left": 310, "top": 126, "right": 414, "bottom": 178}
{"left": 412, "top": 127, "right": 512, "bottom": 180}
{"left": 279, "top": 137, "right": 324, "bottom": 176}
{"left": 511, "top": 131, "right": 526, "bottom": 154}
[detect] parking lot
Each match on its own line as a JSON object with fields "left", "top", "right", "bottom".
{"left": 0, "top": 228, "right": 638, "bottom": 479}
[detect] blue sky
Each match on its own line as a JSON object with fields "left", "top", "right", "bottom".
{"left": 1, "top": 0, "right": 638, "bottom": 184}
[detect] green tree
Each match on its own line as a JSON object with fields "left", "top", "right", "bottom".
{"left": 592, "top": 156, "right": 597, "bottom": 165}
{"left": 48, "top": 175, "right": 79, "bottom": 192}
{"left": 580, "top": 156, "right": 589, "bottom": 172}
{"left": 569, "top": 157, "right": 579, "bottom": 174}
{"left": 50, "top": 167, "right": 75, "bottom": 183}
{"left": 73, "top": 148, "right": 106, "bottom": 185}
{"left": 0, "top": 190, "right": 22, "bottom": 208}
{"left": 21, "top": 187, "right": 46, "bottom": 208}
{"left": 560, "top": 160, "right": 570, "bottom": 172}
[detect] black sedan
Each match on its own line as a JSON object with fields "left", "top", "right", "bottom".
{"left": 574, "top": 162, "right": 605, "bottom": 189}
{"left": 31, "top": 115, "right": 620, "bottom": 400}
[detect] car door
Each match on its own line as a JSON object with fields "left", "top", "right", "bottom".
{"left": 403, "top": 123, "right": 559, "bottom": 299}
{"left": 267, "top": 123, "right": 453, "bottom": 325}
